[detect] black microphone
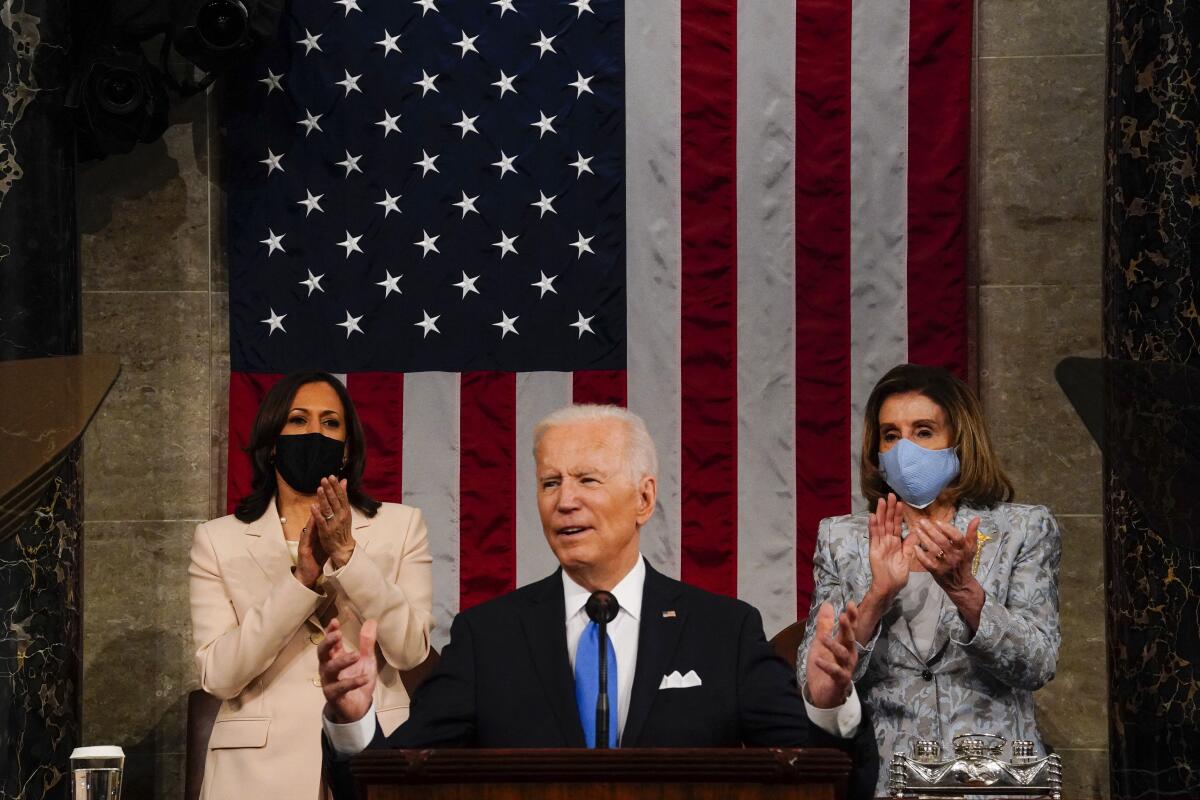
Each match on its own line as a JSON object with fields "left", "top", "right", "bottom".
{"left": 585, "top": 591, "right": 619, "bottom": 748}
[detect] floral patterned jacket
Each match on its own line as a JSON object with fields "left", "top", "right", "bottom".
{"left": 797, "top": 503, "right": 1062, "bottom": 797}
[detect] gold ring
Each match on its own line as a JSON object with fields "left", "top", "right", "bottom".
{"left": 936, "top": 550, "right": 946, "bottom": 560}
{"left": 323, "top": 513, "right": 335, "bottom": 521}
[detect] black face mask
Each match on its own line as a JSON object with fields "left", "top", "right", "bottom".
{"left": 274, "top": 433, "right": 345, "bottom": 494}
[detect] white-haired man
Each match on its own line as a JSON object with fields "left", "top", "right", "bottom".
{"left": 319, "top": 404, "right": 877, "bottom": 798}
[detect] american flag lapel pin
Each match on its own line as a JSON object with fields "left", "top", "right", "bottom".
{"left": 662, "top": 610, "right": 677, "bottom": 618}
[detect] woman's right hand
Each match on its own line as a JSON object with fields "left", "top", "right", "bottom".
{"left": 294, "top": 515, "right": 328, "bottom": 590}
{"left": 867, "top": 493, "right": 910, "bottom": 601}
{"left": 852, "top": 494, "right": 908, "bottom": 647}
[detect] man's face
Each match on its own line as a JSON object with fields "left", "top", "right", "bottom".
{"left": 536, "top": 418, "right": 656, "bottom": 583}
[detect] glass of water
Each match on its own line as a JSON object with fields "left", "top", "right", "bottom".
{"left": 70, "top": 746, "right": 124, "bottom": 800}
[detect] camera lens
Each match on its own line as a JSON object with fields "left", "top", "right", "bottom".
{"left": 196, "top": 0, "right": 249, "bottom": 50}
{"left": 95, "top": 67, "right": 144, "bottom": 115}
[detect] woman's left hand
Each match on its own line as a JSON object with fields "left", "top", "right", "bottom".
{"left": 313, "top": 476, "right": 356, "bottom": 569}
{"left": 912, "top": 516, "right": 981, "bottom": 596}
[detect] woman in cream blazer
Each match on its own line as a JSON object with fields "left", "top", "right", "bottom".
{"left": 189, "top": 372, "right": 433, "bottom": 799}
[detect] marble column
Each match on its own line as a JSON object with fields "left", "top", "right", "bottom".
{"left": 1104, "top": 2, "right": 1200, "bottom": 798}
{"left": 0, "top": 2, "right": 82, "bottom": 799}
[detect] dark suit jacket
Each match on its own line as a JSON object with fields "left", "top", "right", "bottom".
{"left": 326, "top": 561, "right": 878, "bottom": 799}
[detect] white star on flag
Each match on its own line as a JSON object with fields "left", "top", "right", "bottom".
{"left": 571, "top": 231, "right": 595, "bottom": 258}
{"left": 377, "top": 110, "right": 402, "bottom": 137}
{"left": 493, "top": 231, "right": 518, "bottom": 258}
{"left": 376, "top": 271, "right": 403, "bottom": 297}
{"left": 415, "top": 229, "right": 440, "bottom": 257}
{"left": 570, "top": 152, "right": 594, "bottom": 177}
{"left": 492, "top": 151, "right": 517, "bottom": 178}
{"left": 531, "top": 191, "right": 557, "bottom": 217}
{"left": 453, "top": 271, "right": 480, "bottom": 298}
{"left": 377, "top": 190, "right": 402, "bottom": 217}
{"left": 260, "top": 148, "right": 284, "bottom": 174}
{"left": 532, "top": 31, "right": 556, "bottom": 58}
{"left": 570, "top": 311, "right": 596, "bottom": 338}
{"left": 297, "top": 29, "right": 322, "bottom": 54}
{"left": 414, "top": 0, "right": 438, "bottom": 15}
{"left": 260, "top": 69, "right": 283, "bottom": 93}
{"left": 532, "top": 271, "right": 558, "bottom": 297}
{"left": 336, "top": 70, "right": 362, "bottom": 96}
{"left": 453, "top": 191, "right": 480, "bottom": 217}
{"left": 298, "top": 190, "right": 324, "bottom": 216}
{"left": 453, "top": 111, "right": 480, "bottom": 138}
{"left": 335, "top": 0, "right": 361, "bottom": 15}
{"left": 491, "top": 0, "right": 516, "bottom": 16}
{"left": 568, "top": 72, "right": 594, "bottom": 97}
{"left": 569, "top": 0, "right": 594, "bottom": 17}
{"left": 492, "top": 70, "right": 518, "bottom": 97}
{"left": 454, "top": 31, "right": 479, "bottom": 57}
{"left": 298, "top": 110, "right": 323, "bottom": 136}
{"left": 261, "top": 228, "right": 285, "bottom": 255}
{"left": 299, "top": 270, "right": 325, "bottom": 296}
{"left": 415, "top": 149, "right": 439, "bottom": 176}
{"left": 414, "top": 70, "right": 439, "bottom": 96}
{"left": 261, "top": 308, "right": 286, "bottom": 335}
{"left": 336, "top": 151, "right": 363, "bottom": 177}
{"left": 339, "top": 231, "right": 364, "bottom": 257}
{"left": 337, "top": 311, "right": 364, "bottom": 338}
{"left": 377, "top": 31, "right": 401, "bottom": 57}
{"left": 531, "top": 111, "right": 557, "bottom": 138}
{"left": 494, "top": 311, "right": 519, "bottom": 338}
{"left": 415, "top": 310, "right": 441, "bottom": 337}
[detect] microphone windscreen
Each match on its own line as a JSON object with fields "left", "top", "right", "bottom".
{"left": 585, "top": 591, "right": 619, "bottom": 624}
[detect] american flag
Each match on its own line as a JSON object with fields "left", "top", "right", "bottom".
{"left": 223, "top": 0, "right": 971, "bottom": 646}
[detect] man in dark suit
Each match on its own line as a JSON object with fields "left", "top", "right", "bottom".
{"left": 319, "top": 405, "right": 877, "bottom": 798}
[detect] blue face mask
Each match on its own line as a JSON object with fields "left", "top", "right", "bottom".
{"left": 877, "top": 438, "right": 960, "bottom": 509}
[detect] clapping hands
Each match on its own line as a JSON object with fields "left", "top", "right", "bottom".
{"left": 318, "top": 617, "right": 379, "bottom": 725}
{"left": 867, "top": 493, "right": 911, "bottom": 602}
{"left": 804, "top": 601, "right": 859, "bottom": 708}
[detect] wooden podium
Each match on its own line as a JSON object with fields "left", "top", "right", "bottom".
{"left": 350, "top": 748, "right": 851, "bottom": 800}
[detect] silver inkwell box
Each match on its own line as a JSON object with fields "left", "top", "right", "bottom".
{"left": 889, "top": 733, "right": 1063, "bottom": 799}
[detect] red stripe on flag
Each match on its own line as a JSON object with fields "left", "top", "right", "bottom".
{"left": 680, "top": 0, "right": 738, "bottom": 598}
{"left": 226, "top": 372, "right": 283, "bottom": 515}
{"left": 572, "top": 370, "right": 627, "bottom": 407}
{"left": 459, "top": 371, "right": 516, "bottom": 611}
{"left": 906, "top": 0, "right": 972, "bottom": 379}
{"left": 346, "top": 372, "right": 404, "bottom": 504}
{"left": 794, "top": 0, "right": 853, "bottom": 614}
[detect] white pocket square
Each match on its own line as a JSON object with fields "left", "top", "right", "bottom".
{"left": 658, "top": 669, "right": 703, "bottom": 689}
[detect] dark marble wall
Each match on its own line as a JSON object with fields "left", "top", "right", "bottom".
{"left": 0, "top": 2, "right": 82, "bottom": 799}
{"left": 0, "top": 0, "right": 79, "bottom": 360}
{"left": 0, "top": 456, "right": 81, "bottom": 800}
{"left": 1104, "top": 2, "right": 1200, "bottom": 798}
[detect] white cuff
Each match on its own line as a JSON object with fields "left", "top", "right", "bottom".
{"left": 803, "top": 683, "right": 862, "bottom": 739}
{"left": 323, "top": 700, "right": 377, "bottom": 756}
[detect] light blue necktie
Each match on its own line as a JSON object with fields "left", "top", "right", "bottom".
{"left": 574, "top": 620, "right": 619, "bottom": 748}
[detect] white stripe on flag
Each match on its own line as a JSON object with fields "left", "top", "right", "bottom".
{"left": 403, "top": 372, "right": 460, "bottom": 650}
{"left": 626, "top": 0, "right": 683, "bottom": 579}
{"left": 736, "top": 0, "right": 798, "bottom": 637}
{"left": 515, "top": 372, "right": 572, "bottom": 588}
{"left": 850, "top": 0, "right": 911, "bottom": 508}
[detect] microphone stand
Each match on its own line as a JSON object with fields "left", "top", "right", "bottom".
{"left": 596, "top": 615, "right": 610, "bottom": 749}
{"left": 585, "top": 591, "right": 619, "bottom": 749}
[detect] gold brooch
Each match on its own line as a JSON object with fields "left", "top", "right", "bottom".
{"left": 971, "top": 532, "right": 992, "bottom": 575}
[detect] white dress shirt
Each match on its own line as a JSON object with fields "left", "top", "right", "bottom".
{"left": 325, "top": 554, "right": 860, "bottom": 754}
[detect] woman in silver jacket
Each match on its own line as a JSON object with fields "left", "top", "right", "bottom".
{"left": 798, "top": 364, "right": 1061, "bottom": 797}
